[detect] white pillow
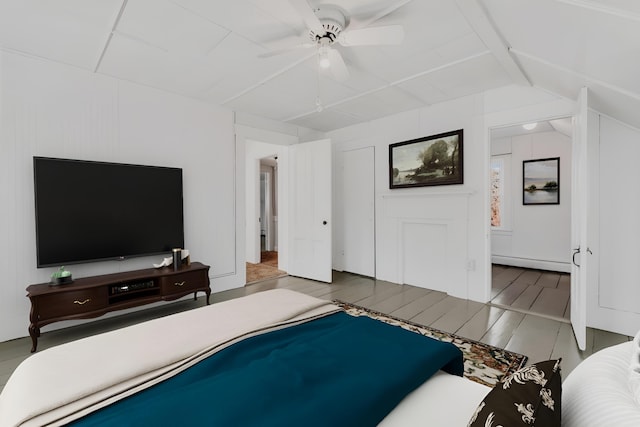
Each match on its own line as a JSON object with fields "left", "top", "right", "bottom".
{"left": 629, "top": 330, "right": 640, "bottom": 405}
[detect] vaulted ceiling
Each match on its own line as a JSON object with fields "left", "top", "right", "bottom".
{"left": 1, "top": 0, "right": 639, "bottom": 132}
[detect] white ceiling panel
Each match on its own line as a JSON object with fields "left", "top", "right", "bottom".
{"left": 0, "top": 0, "right": 122, "bottom": 69}
{"left": 2, "top": 0, "right": 639, "bottom": 132}
{"left": 395, "top": 78, "right": 450, "bottom": 106}
{"left": 225, "top": 58, "right": 359, "bottom": 121}
{"left": 512, "top": 51, "right": 586, "bottom": 104}
{"left": 483, "top": 0, "right": 640, "bottom": 94}
{"left": 346, "top": 2, "right": 480, "bottom": 83}
{"left": 331, "top": 86, "right": 425, "bottom": 121}
{"left": 558, "top": 0, "right": 640, "bottom": 16}
{"left": 173, "top": 0, "right": 301, "bottom": 47}
{"left": 420, "top": 53, "right": 513, "bottom": 99}
{"left": 117, "top": 0, "right": 230, "bottom": 56}
{"left": 383, "top": 0, "right": 475, "bottom": 54}
{"left": 203, "top": 36, "right": 313, "bottom": 103}
{"left": 99, "top": 33, "right": 197, "bottom": 95}
{"left": 508, "top": 49, "right": 640, "bottom": 131}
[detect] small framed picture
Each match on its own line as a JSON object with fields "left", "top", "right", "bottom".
{"left": 523, "top": 157, "right": 560, "bottom": 205}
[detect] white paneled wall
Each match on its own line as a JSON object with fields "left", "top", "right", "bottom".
{"left": 0, "top": 51, "right": 239, "bottom": 342}
{"left": 329, "top": 95, "right": 483, "bottom": 301}
{"left": 593, "top": 115, "right": 640, "bottom": 335}
{"left": 330, "top": 85, "right": 578, "bottom": 304}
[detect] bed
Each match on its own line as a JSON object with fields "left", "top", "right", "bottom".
{"left": 0, "top": 289, "right": 492, "bottom": 427}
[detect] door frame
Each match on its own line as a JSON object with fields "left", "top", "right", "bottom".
{"left": 481, "top": 99, "right": 579, "bottom": 298}
{"left": 244, "top": 139, "right": 290, "bottom": 272}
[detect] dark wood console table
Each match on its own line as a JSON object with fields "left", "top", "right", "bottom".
{"left": 26, "top": 262, "right": 210, "bottom": 352}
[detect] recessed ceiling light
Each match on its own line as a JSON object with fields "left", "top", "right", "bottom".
{"left": 522, "top": 122, "right": 538, "bottom": 130}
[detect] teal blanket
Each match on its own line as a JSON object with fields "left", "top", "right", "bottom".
{"left": 68, "top": 311, "right": 463, "bottom": 426}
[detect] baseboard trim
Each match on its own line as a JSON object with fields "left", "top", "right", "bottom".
{"left": 492, "top": 256, "right": 571, "bottom": 273}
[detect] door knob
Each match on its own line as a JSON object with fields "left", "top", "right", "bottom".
{"left": 322, "top": 220, "right": 327, "bottom": 225}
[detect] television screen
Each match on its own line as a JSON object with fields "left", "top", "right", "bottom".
{"left": 33, "top": 157, "right": 184, "bottom": 267}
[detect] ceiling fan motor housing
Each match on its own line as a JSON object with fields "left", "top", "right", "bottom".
{"left": 308, "top": 7, "right": 346, "bottom": 43}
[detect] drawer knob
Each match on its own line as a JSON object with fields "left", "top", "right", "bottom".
{"left": 174, "top": 281, "right": 186, "bottom": 287}
{"left": 73, "top": 299, "right": 91, "bottom": 305}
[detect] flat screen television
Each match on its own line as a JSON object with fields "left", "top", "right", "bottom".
{"left": 33, "top": 157, "right": 184, "bottom": 267}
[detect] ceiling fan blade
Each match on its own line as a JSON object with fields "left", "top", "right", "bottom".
{"left": 350, "top": 0, "right": 412, "bottom": 30}
{"left": 328, "top": 48, "right": 349, "bottom": 81}
{"left": 288, "top": 0, "right": 324, "bottom": 34}
{"left": 338, "top": 25, "right": 404, "bottom": 46}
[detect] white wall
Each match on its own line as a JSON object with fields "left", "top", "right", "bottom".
{"left": 329, "top": 85, "right": 576, "bottom": 303}
{"left": 590, "top": 114, "right": 640, "bottom": 336}
{"left": 0, "top": 50, "right": 241, "bottom": 342}
{"left": 491, "top": 131, "right": 572, "bottom": 272}
{"left": 329, "top": 96, "right": 484, "bottom": 300}
{"left": 4, "top": 46, "right": 640, "bottom": 342}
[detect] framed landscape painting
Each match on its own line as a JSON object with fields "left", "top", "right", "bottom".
{"left": 523, "top": 157, "right": 560, "bottom": 205}
{"left": 389, "top": 129, "right": 463, "bottom": 189}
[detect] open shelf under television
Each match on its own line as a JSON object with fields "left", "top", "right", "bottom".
{"left": 26, "top": 262, "right": 210, "bottom": 353}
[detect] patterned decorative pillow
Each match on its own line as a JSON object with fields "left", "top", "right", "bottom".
{"left": 467, "top": 359, "right": 562, "bottom": 427}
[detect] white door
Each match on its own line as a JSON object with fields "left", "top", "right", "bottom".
{"left": 342, "top": 147, "right": 375, "bottom": 277}
{"left": 288, "top": 139, "right": 332, "bottom": 283}
{"left": 570, "top": 87, "right": 589, "bottom": 350}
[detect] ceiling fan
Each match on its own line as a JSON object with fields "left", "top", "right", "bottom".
{"left": 261, "top": 0, "right": 408, "bottom": 81}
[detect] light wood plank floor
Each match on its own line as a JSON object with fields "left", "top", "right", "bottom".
{"left": 491, "top": 264, "right": 571, "bottom": 322}
{"left": 0, "top": 271, "right": 630, "bottom": 394}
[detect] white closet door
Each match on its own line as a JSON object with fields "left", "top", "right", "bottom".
{"left": 342, "top": 147, "right": 375, "bottom": 277}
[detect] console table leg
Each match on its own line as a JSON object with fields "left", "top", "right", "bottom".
{"left": 205, "top": 289, "right": 211, "bottom": 305}
{"left": 29, "top": 325, "right": 39, "bottom": 353}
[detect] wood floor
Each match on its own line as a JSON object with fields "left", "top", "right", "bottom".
{"left": 491, "top": 264, "right": 571, "bottom": 321}
{"left": 245, "top": 251, "right": 286, "bottom": 284}
{"left": 0, "top": 271, "right": 630, "bottom": 394}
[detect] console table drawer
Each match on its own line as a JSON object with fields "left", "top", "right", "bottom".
{"left": 159, "top": 270, "right": 207, "bottom": 295}
{"left": 36, "top": 288, "right": 107, "bottom": 320}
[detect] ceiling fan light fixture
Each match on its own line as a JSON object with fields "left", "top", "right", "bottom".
{"left": 318, "top": 45, "right": 331, "bottom": 68}
{"left": 522, "top": 122, "right": 538, "bottom": 130}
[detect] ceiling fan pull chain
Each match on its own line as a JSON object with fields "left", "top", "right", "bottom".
{"left": 315, "top": 62, "right": 323, "bottom": 112}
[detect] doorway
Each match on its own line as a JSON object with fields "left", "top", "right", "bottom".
{"left": 260, "top": 160, "right": 277, "bottom": 253}
{"left": 246, "top": 156, "right": 287, "bottom": 284}
{"left": 488, "top": 118, "right": 573, "bottom": 321}
{"left": 243, "top": 137, "right": 333, "bottom": 285}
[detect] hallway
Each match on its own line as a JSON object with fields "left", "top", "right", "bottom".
{"left": 491, "top": 265, "right": 570, "bottom": 321}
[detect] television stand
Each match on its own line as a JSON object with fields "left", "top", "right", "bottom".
{"left": 26, "top": 262, "right": 210, "bottom": 352}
